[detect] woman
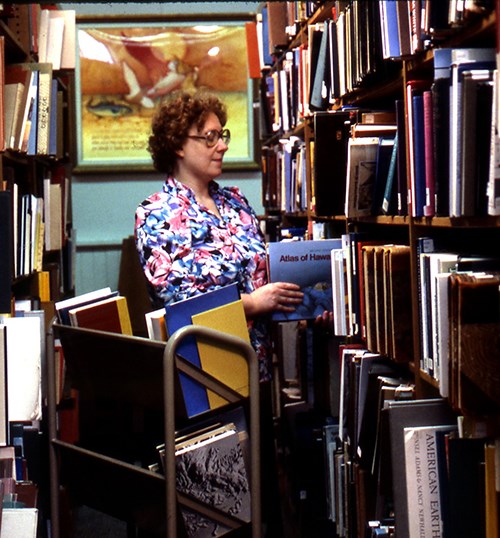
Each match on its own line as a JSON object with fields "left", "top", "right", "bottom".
{"left": 135, "top": 89, "right": 304, "bottom": 382}
{"left": 135, "top": 90, "right": 304, "bottom": 536}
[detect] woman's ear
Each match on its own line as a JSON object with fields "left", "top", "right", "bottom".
{"left": 175, "top": 149, "right": 184, "bottom": 158}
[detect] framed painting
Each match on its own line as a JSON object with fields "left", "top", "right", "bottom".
{"left": 74, "top": 15, "right": 258, "bottom": 172}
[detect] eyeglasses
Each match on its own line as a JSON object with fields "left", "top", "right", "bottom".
{"left": 186, "top": 128, "right": 231, "bottom": 148}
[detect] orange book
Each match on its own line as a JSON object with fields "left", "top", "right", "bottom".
{"left": 245, "top": 21, "right": 261, "bottom": 79}
{"left": 68, "top": 295, "right": 133, "bottom": 335}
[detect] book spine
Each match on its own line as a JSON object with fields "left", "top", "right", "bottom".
{"left": 423, "top": 90, "right": 436, "bottom": 217}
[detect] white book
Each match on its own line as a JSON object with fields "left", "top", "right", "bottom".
{"left": 0, "top": 316, "right": 42, "bottom": 422}
{"left": 55, "top": 287, "right": 112, "bottom": 313}
{"left": 331, "top": 247, "right": 347, "bottom": 336}
{"left": 427, "top": 252, "right": 458, "bottom": 379}
{"left": 488, "top": 68, "right": 500, "bottom": 215}
{"left": 45, "top": 13, "right": 65, "bottom": 70}
{"left": 144, "top": 307, "right": 167, "bottom": 341}
{"left": 344, "top": 137, "right": 379, "bottom": 218}
{"left": 0, "top": 508, "right": 38, "bottom": 538}
{"left": 435, "top": 273, "right": 451, "bottom": 398}
{"left": 404, "top": 424, "right": 458, "bottom": 538}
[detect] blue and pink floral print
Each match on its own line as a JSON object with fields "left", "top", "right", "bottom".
{"left": 135, "top": 176, "right": 272, "bottom": 381}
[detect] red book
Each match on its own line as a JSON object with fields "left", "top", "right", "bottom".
{"left": 68, "top": 295, "right": 133, "bottom": 335}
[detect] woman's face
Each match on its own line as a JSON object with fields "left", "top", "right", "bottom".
{"left": 177, "top": 112, "right": 229, "bottom": 182}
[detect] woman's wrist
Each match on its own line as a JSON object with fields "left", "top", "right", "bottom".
{"left": 241, "top": 293, "right": 257, "bottom": 319}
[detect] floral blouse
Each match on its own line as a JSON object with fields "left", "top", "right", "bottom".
{"left": 135, "top": 176, "right": 272, "bottom": 381}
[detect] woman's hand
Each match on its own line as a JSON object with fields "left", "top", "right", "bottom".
{"left": 314, "top": 310, "right": 334, "bottom": 331}
{"left": 241, "top": 282, "right": 304, "bottom": 319}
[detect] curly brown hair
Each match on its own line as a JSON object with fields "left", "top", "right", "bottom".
{"left": 147, "top": 90, "right": 228, "bottom": 174}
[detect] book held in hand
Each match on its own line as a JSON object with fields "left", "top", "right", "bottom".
{"left": 266, "top": 238, "right": 341, "bottom": 321}
{"left": 164, "top": 284, "right": 241, "bottom": 418}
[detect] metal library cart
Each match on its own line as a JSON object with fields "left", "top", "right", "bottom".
{"left": 47, "top": 322, "right": 262, "bottom": 538}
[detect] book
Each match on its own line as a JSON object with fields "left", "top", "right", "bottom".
{"left": 406, "top": 79, "right": 430, "bottom": 217}
{"left": 55, "top": 287, "right": 117, "bottom": 326}
{"left": 266, "top": 238, "right": 342, "bottom": 321}
{"left": 384, "top": 245, "right": 413, "bottom": 363}
{"left": 423, "top": 89, "right": 435, "bottom": 217}
{"left": 68, "top": 295, "right": 133, "bottom": 336}
{"left": 331, "top": 246, "right": 348, "bottom": 336}
{"left": 384, "top": 398, "right": 457, "bottom": 538}
{"left": 425, "top": 252, "right": 459, "bottom": 379}
{"left": 0, "top": 191, "right": 13, "bottom": 315}
{"left": 487, "top": 68, "right": 500, "bottom": 216}
{"left": 4, "top": 64, "right": 35, "bottom": 152}
{"left": 191, "top": 299, "right": 250, "bottom": 410}
{"left": 381, "top": 131, "right": 399, "bottom": 215}
{"left": 145, "top": 307, "right": 167, "bottom": 342}
{"left": 0, "top": 508, "right": 38, "bottom": 538}
{"left": 164, "top": 284, "right": 240, "bottom": 418}
{"left": 446, "top": 437, "right": 488, "bottom": 538}
{"left": 372, "top": 135, "right": 396, "bottom": 215}
{"left": 403, "top": 424, "right": 458, "bottom": 538}
{"left": 449, "top": 48, "right": 495, "bottom": 217}
{"left": 449, "top": 271, "right": 500, "bottom": 415}
{"left": 460, "top": 68, "right": 494, "bottom": 216}
{"left": 3, "top": 82, "right": 24, "bottom": 151}
{"left": 43, "top": 177, "right": 63, "bottom": 252}
{"left": 0, "top": 316, "right": 42, "bottom": 422}
{"left": 245, "top": 21, "right": 261, "bottom": 79}
{"left": 312, "top": 111, "right": 351, "bottom": 216}
{"left": 395, "top": 98, "right": 408, "bottom": 216}
{"left": 0, "top": 326, "right": 7, "bottom": 446}
{"left": 174, "top": 421, "right": 251, "bottom": 537}
{"left": 344, "top": 136, "right": 380, "bottom": 218}
{"left": 432, "top": 48, "right": 453, "bottom": 216}
{"left": 411, "top": 93, "right": 426, "bottom": 217}
{"left": 435, "top": 272, "right": 452, "bottom": 398}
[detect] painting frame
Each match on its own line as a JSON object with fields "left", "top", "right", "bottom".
{"left": 74, "top": 14, "right": 258, "bottom": 173}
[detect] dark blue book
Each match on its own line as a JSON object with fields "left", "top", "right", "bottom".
{"left": 164, "top": 284, "right": 240, "bottom": 418}
{"left": 373, "top": 135, "right": 396, "bottom": 215}
{"left": 395, "top": 99, "right": 408, "bottom": 216}
{"left": 412, "top": 94, "right": 426, "bottom": 217}
{"left": 260, "top": 3, "right": 272, "bottom": 67}
{"left": 432, "top": 48, "right": 452, "bottom": 216}
{"left": 381, "top": 132, "right": 399, "bottom": 215}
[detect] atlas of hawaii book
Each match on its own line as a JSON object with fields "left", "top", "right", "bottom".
{"left": 266, "top": 238, "right": 342, "bottom": 321}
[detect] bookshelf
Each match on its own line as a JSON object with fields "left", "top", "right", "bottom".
{"left": 0, "top": 3, "right": 76, "bottom": 534}
{"left": 258, "top": 1, "right": 500, "bottom": 536}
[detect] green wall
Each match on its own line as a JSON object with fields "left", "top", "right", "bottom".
{"left": 62, "top": 2, "right": 262, "bottom": 294}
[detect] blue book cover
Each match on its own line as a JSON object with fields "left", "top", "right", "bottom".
{"left": 164, "top": 283, "right": 240, "bottom": 418}
{"left": 266, "top": 238, "right": 341, "bottom": 321}
{"left": 412, "top": 94, "right": 426, "bottom": 217}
